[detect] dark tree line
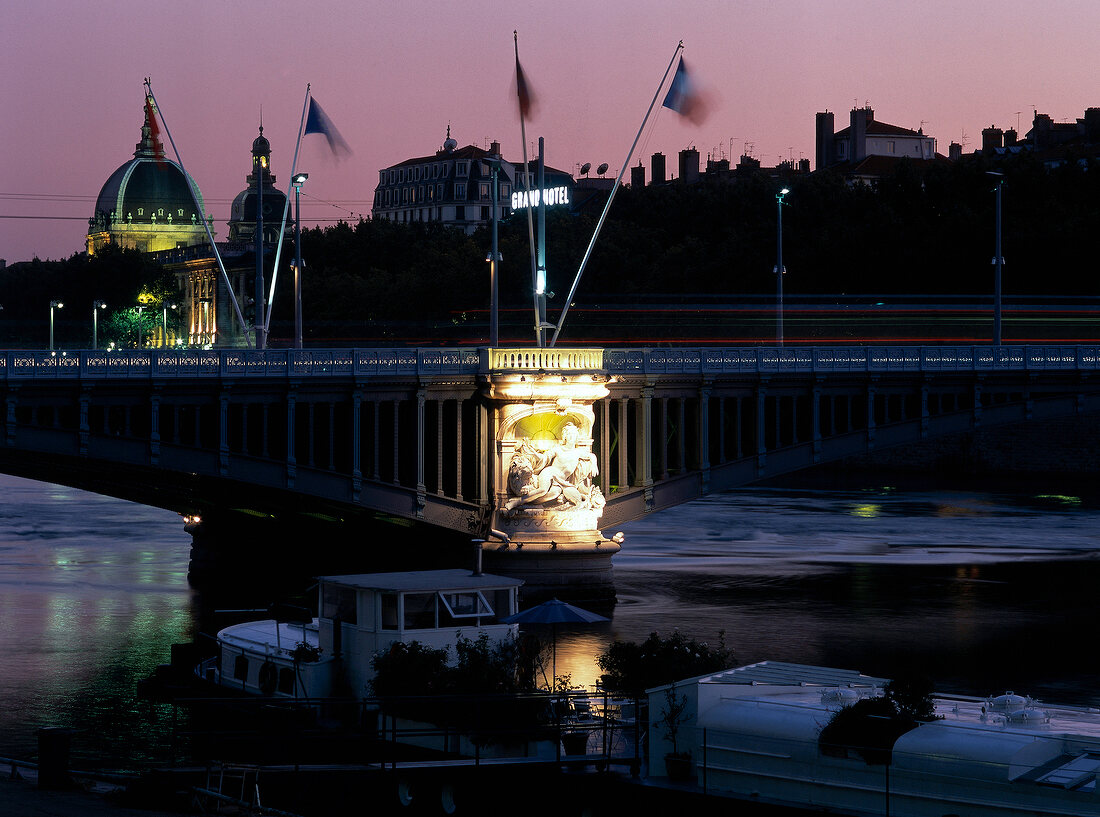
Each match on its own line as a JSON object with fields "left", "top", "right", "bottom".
{"left": 289, "top": 152, "right": 1100, "bottom": 345}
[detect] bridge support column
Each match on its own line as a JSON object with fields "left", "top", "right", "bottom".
{"left": 286, "top": 388, "right": 297, "bottom": 489}
{"left": 351, "top": 390, "right": 362, "bottom": 501}
{"left": 812, "top": 384, "right": 822, "bottom": 461}
{"left": 697, "top": 382, "right": 711, "bottom": 493}
{"left": 78, "top": 389, "right": 90, "bottom": 457}
{"left": 479, "top": 356, "right": 617, "bottom": 596}
{"left": 218, "top": 390, "right": 229, "bottom": 476}
{"left": 755, "top": 382, "right": 767, "bottom": 476}
{"left": 150, "top": 389, "right": 161, "bottom": 466}
{"left": 416, "top": 389, "right": 426, "bottom": 518}
{"left": 639, "top": 384, "right": 654, "bottom": 512}
{"left": 866, "top": 382, "right": 877, "bottom": 451}
{"left": 920, "top": 382, "right": 930, "bottom": 438}
{"left": 659, "top": 397, "right": 669, "bottom": 481}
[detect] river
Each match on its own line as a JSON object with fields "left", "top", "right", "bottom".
{"left": 1, "top": 471, "right": 1099, "bottom": 769}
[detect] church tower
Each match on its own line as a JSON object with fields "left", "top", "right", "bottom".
{"left": 228, "top": 126, "right": 290, "bottom": 245}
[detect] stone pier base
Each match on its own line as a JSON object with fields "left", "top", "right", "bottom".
{"left": 480, "top": 537, "right": 619, "bottom": 602}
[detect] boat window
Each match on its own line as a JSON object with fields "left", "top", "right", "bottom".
{"left": 381, "top": 593, "right": 398, "bottom": 630}
{"left": 404, "top": 593, "right": 437, "bottom": 629}
{"left": 493, "top": 588, "right": 514, "bottom": 618}
{"left": 233, "top": 655, "right": 248, "bottom": 681}
{"left": 439, "top": 591, "right": 492, "bottom": 623}
{"left": 322, "top": 584, "right": 357, "bottom": 625}
{"left": 278, "top": 667, "right": 296, "bottom": 695}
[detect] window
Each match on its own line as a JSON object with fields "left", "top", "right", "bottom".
{"left": 456, "top": 161, "right": 469, "bottom": 176}
{"left": 442, "top": 164, "right": 450, "bottom": 177}
{"left": 502, "top": 183, "right": 511, "bottom": 197}
{"left": 389, "top": 170, "right": 395, "bottom": 184}
{"left": 402, "top": 188, "right": 409, "bottom": 204}
{"left": 322, "top": 584, "right": 357, "bottom": 624}
{"left": 419, "top": 185, "right": 425, "bottom": 202}
{"left": 404, "top": 593, "right": 436, "bottom": 629}
{"left": 439, "top": 591, "right": 492, "bottom": 622}
{"left": 455, "top": 182, "right": 466, "bottom": 199}
{"left": 380, "top": 171, "right": 386, "bottom": 184}
{"left": 437, "top": 183, "right": 443, "bottom": 200}
{"left": 887, "top": 141, "right": 895, "bottom": 154}
{"left": 427, "top": 186, "right": 434, "bottom": 202}
{"left": 433, "top": 164, "right": 439, "bottom": 178}
{"left": 381, "top": 593, "right": 398, "bottom": 630}
{"left": 399, "top": 169, "right": 405, "bottom": 182}
{"left": 480, "top": 183, "right": 490, "bottom": 199}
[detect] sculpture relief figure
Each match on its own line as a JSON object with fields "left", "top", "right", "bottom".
{"left": 503, "top": 422, "right": 604, "bottom": 516}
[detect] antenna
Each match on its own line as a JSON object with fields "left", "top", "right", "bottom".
{"left": 1014, "top": 111, "right": 1021, "bottom": 131}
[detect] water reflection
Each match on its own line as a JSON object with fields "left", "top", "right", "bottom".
{"left": 3, "top": 474, "right": 1100, "bottom": 768}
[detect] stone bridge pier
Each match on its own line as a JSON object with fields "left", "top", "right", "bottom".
{"left": 479, "top": 349, "right": 621, "bottom": 596}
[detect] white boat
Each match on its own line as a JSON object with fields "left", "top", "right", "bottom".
{"left": 208, "top": 569, "right": 523, "bottom": 700}
{"left": 647, "top": 661, "right": 1100, "bottom": 817}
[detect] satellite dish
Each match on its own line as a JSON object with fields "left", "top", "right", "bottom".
{"left": 580, "top": 162, "right": 591, "bottom": 176}
{"left": 597, "top": 163, "right": 609, "bottom": 176}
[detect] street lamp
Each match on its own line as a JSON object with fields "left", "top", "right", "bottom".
{"left": 49, "top": 300, "right": 64, "bottom": 350}
{"left": 774, "top": 187, "right": 790, "bottom": 346}
{"left": 162, "top": 302, "right": 177, "bottom": 347}
{"left": 987, "top": 172, "right": 1005, "bottom": 346}
{"left": 292, "top": 172, "right": 308, "bottom": 349}
{"left": 92, "top": 300, "right": 106, "bottom": 350}
{"left": 485, "top": 156, "right": 502, "bottom": 346}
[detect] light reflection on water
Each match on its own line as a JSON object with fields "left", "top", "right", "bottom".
{"left": 0, "top": 474, "right": 193, "bottom": 767}
{"left": 3, "top": 474, "right": 1100, "bottom": 767}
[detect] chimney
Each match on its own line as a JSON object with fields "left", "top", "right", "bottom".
{"left": 489, "top": 140, "right": 501, "bottom": 156}
{"left": 851, "top": 107, "right": 872, "bottom": 162}
{"left": 651, "top": 152, "right": 666, "bottom": 184}
{"left": 815, "top": 111, "right": 835, "bottom": 170}
{"left": 949, "top": 142, "right": 962, "bottom": 161}
{"left": 981, "top": 126, "right": 1004, "bottom": 153}
{"left": 679, "top": 147, "right": 700, "bottom": 184}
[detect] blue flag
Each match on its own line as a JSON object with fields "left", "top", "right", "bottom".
{"left": 662, "top": 57, "right": 708, "bottom": 125}
{"left": 304, "top": 97, "right": 351, "bottom": 157}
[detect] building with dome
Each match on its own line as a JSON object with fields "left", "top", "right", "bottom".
{"left": 87, "top": 99, "right": 214, "bottom": 256}
{"left": 87, "top": 94, "right": 295, "bottom": 348}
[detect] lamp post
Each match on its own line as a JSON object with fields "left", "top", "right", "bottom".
{"left": 135, "top": 305, "right": 145, "bottom": 348}
{"left": 162, "top": 302, "right": 177, "bottom": 347}
{"left": 49, "top": 300, "right": 64, "bottom": 351}
{"left": 987, "top": 172, "right": 1005, "bottom": 346}
{"left": 92, "top": 301, "right": 106, "bottom": 350}
{"left": 486, "top": 156, "right": 502, "bottom": 346}
{"left": 292, "top": 172, "right": 308, "bottom": 349}
{"left": 774, "top": 187, "right": 790, "bottom": 346}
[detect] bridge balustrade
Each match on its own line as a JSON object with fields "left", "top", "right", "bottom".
{"left": 4, "top": 345, "right": 1100, "bottom": 534}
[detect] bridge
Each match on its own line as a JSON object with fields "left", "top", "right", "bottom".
{"left": 2, "top": 345, "right": 1099, "bottom": 587}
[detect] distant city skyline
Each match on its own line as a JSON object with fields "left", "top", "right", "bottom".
{"left": 2, "top": 0, "right": 1099, "bottom": 264}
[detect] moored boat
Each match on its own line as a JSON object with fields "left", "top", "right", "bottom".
{"left": 206, "top": 568, "right": 524, "bottom": 700}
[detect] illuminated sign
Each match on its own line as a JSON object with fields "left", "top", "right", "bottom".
{"left": 510, "top": 186, "right": 571, "bottom": 210}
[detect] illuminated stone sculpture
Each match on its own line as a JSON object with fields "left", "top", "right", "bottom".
{"left": 482, "top": 350, "right": 621, "bottom": 589}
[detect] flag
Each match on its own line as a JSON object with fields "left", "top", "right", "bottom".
{"left": 304, "top": 97, "right": 351, "bottom": 157}
{"left": 514, "top": 55, "right": 537, "bottom": 119}
{"left": 144, "top": 95, "right": 168, "bottom": 165}
{"left": 662, "top": 57, "right": 709, "bottom": 125}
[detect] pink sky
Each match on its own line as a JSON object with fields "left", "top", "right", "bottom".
{"left": 2, "top": 0, "right": 1098, "bottom": 264}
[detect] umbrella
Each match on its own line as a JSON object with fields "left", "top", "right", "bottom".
{"left": 502, "top": 598, "right": 608, "bottom": 688}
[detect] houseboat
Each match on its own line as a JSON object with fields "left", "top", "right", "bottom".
{"left": 209, "top": 569, "right": 524, "bottom": 700}
{"left": 648, "top": 661, "right": 1100, "bottom": 817}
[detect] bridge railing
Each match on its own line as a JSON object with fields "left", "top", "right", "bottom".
{"left": 1, "top": 345, "right": 1099, "bottom": 380}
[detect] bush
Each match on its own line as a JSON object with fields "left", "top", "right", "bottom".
{"left": 595, "top": 630, "right": 735, "bottom": 696}
{"left": 818, "top": 675, "right": 939, "bottom": 765}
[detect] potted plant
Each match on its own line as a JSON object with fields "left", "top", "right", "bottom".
{"left": 657, "top": 684, "right": 692, "bottom": 781}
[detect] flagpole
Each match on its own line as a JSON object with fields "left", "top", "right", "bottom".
{"left": 515, "top": 31, "right": 541, "bottom": 347}
{"left": 265, "top": 84, "right": 311, "bottom": 335}
{"left": 549, "top": 42, "right": 683, "bottom": 348}
{"left": 144, "top": 79, "right": 253, "bottom": 348}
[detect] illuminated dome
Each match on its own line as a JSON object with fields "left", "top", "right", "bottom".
{"left": 87, "top": 98, "right": 210, "bottom": 255}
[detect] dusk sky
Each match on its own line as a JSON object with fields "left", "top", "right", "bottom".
{"left": 2, "top": 0, "right": 1098, "bottom": 265}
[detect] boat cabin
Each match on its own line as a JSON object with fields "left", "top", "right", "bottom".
{"left": 316, "top": 569, "right": 523, "bottom": 697}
